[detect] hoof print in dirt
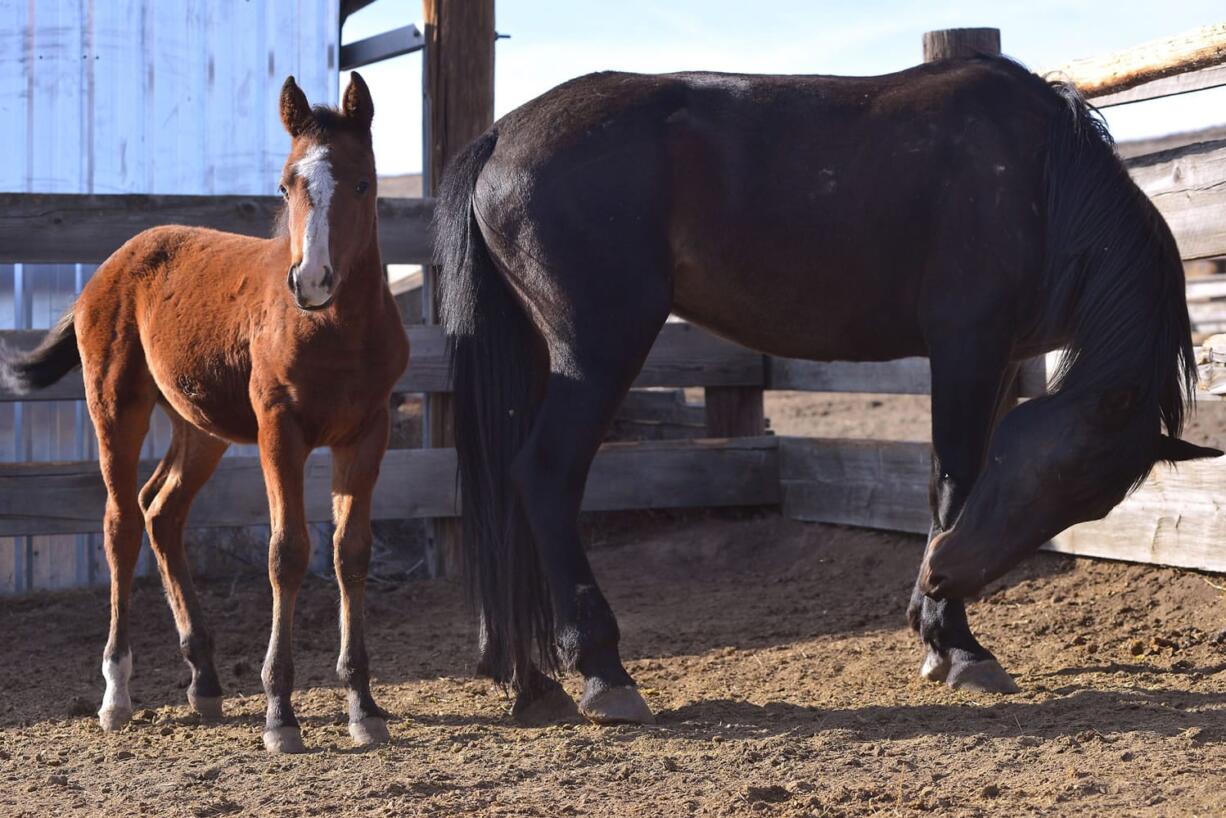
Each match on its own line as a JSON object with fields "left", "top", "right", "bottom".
{"left": 262, "top": 726, "right": 308, "bottom": 754}
{"left": 511, "top": 676, "right": 580, "bottom": 726}
{"left": 348, "top": 716, "right": 390, "bottom": 748}
{"left": 579, "top": 684, "right": 655, "bottom": 725}
{"left": 947, "top": 659, "right": 1020, "bottom": 694}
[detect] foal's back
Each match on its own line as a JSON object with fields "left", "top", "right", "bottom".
{"left": 77, "top": 224, "right": 286, "bottom": 443}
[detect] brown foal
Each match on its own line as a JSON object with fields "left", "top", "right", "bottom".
{"left": 1, "top": 74, "right": 408, "bottom": 753}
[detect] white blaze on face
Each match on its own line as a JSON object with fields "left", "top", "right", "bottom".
{"left": 294, "top": 144, "right": 336, "bottom": 307}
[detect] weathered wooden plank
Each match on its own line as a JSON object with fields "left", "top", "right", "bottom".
{"left": 922, "top": 28, "right": 1000, "bottom": 62}
{"left": 781, "top": 437, "right": 932, "bottom": 534}
{"left": 768, "top": 355, "right": 1050, "bottom": 398}
{"left": 0, "top": 193, "right": 435, "bottom": 265}
{"left": 1127, "top": 140, "right": 1226, "bottom": 261}
{"left": 1045, "top": 23, "right": 1226, "bottom": 98}
{"left": 0, "top": 437, "right": 778, "bottom": 537}
{"left": 0, "top": 321, "right": 764, "bottom": 403}
{"left": 779, "top": 436, "right": 1226, "bottom": 573}
{"left": 1091, "top": 62, "right": 1226, "bottom": 107}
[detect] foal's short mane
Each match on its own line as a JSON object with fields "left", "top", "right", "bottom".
{"left": 1023, "top": 63, "right": 1196, "bottom": 451}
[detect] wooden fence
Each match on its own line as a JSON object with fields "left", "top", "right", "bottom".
{"left": 3, "top": 24, "right": 1226, "bottom": 591}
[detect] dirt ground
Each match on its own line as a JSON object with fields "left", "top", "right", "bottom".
{"left": 1, "top": 515, "right": 1224, "bottom": 817}
{"left": 2, "top": 394, "right": 1226, "bottom": 817}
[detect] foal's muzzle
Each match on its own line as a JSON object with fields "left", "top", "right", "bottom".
{"left": 287, "top": 263, "right": 335, "bottom": 311}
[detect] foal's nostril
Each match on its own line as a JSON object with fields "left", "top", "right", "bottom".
{"left": 321, "top": 265, "right": 334, "bottom": 290}
{"left": 287, "top": 265, "right": 300, "bottom": 295}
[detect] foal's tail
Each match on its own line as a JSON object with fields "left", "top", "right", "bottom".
{"left": 435, "top": 129, "right": 556, "bottom": 689}
{"left": 0, "top": 308, "right": 80, "bottom": 394}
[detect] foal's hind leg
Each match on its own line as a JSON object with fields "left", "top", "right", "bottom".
{"left": 330, "top": 408, "right": 392, "bottom": 747}
{"left": 141, "top": 412, "right": 229, "bottom": 719}
{"left": 86, "top": 365, "right": 157, "bottom": 731}
{"left": 908, "top": 347, "right": 1020, "bottom": 693}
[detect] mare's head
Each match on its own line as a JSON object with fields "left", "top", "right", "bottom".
{"left": 278, "top": 73, "right": 377, "bottom": 311}
{"left": 921, "top": 387, "right": 1220, "bottom": 600}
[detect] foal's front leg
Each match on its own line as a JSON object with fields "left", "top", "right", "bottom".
{"left": 330, "top": 409, "right": 391, "bottom": 748}
{"left": 257, "top": 413, "right": 312, "bottom": 753}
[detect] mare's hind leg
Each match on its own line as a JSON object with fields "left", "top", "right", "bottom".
{"left": 908, "top": 348, "right": 1020, "bottom": 693}
{"left": 476, "top": 614, "right": 578, "bottom": 724}
{"left": 85, "top": 357, "right": 157, "bottom": 731}
{"left": 513, "top": 326, "right": 668, "bottom": 724}
{"left": 141, "top": 411, "right": 229, "bottom": 719}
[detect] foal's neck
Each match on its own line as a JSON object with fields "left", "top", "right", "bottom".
{"left": 332, "top": 231, "right": 388, "bottom": 319}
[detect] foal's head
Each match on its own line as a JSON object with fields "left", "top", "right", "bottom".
{"left": 278, "top": 73, "right": 377, "bottom": 310}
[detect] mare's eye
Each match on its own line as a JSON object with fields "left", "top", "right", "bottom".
{"left": 278, "top": 184, "right": 288, "bottom": 199}
{"left": 355, "top": 180, "right": 370, "bottom": 195}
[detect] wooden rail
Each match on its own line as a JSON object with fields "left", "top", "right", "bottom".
{"left": 781, "top": 436, "right": 1226, "bottom": 574}
{"left": 0, "top": 193, "right": 435, "bottom": 266}
{"left": 0, "top": 437, "right": 780, "bottom": 538}
{"left": 1047, "top": 23, "right": 1226, "bottom": 98}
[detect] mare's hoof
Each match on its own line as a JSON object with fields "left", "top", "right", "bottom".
{"left": 348, "top": 716, "right": 390, "bottom": 748}
{"left": 579, "top": 684, "right": 655, "bottom": 725}
{"left": 98, "top": 706, "right": 132, "bottom": 733}
{"left": 511, "top": 675, "right": 579, "bottom": 726}
{"left": 947, "top": 658, "right": 1020, "bottom": 694}
{"left": 188, "top": 693, "right": 224, "bottom": 722}
{"left": 919, "top": 649, "right": 951, "bottom": 683}
{"left": 263, "top": 725, "right": 307, "bottom": 754}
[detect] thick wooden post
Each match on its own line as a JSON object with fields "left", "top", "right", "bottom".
{"left": 422, "top": 0, "right": 495, "bottom": 576}
{"left": 922, "top": 27, "right": 1001, "bottom": 61}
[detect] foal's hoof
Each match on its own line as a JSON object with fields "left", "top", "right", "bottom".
{"left": 579, "top": 684, "right": 655, "bottom": 725}
{"left": 919, "top": 649, "right": 951, "bottom": 684}
{"left": 511, "top": 675, "right": 579, "bottom": 726}
{"left": 188, "top": 693, "right": 224, "bottom": 722}
{"left": 98, "top": 706, "right": 132, "bottom": 733}
{"left": 947, "top": 658, "right": 1020, "bottom": 694}
{"left": 263, "top": 725, "right": 307, "bottom": 754}
{"left": 348, "top": 716, "right": 390, "bottom": 748}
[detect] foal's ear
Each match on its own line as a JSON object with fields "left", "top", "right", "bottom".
{"left": 342, "top": 72, "right": 374, "bottom": 130}
{"left": 1157, "top": 435, "right": 1223, "bottom": 463}
{"left": 280, "top": 76, "right": 313, "bottom": 137}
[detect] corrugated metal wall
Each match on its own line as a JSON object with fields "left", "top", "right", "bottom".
{"left": 0, "top": 0, "right": 340, "bottom": 593}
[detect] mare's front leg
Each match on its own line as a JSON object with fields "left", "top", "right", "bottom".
{"left": 257, "top": 411, "right": 313, "bottom": 753}
{"left": 908, "top": 342, "right": 1020, "bottom": 694}
{"left": 330, "top": 408, "right": 392, "bottom": 747}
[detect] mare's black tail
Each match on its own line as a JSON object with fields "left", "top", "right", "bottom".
{"left": 435, "top": 129, "right": 556, "bottom": 688}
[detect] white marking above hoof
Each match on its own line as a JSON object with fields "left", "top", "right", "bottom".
{"left": 579, "top": 685, "right": 655, "bottom": 725}
{"left": 99, "top": 652, "right": 133, "bottom": 731}
{"left": 98, "top": 706, "right": 132, "bottom": 733}
{"left": 920, "top": 649, "right": 951, "bottom": 683}
{"left": 348, "top": 716, "right": 390, "bottom": 748}
{"left": 263, "top": 725, "right": 308, "bottom": 754}
{"left": 947, "top": 658, "right": 1020, "bottom": 694}
{"left": 188, "top": 693, "right": 224, "bottom": 722}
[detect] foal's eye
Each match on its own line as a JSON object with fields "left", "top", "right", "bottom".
{"left": 278, "top": 184, "right": 288, "bottom": 199}
{"left": 355, "top": 180, "right": 370, "bottom": 195}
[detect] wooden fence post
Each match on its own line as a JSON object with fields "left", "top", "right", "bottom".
{"left": 422, "top": 0, "right": 495, "bottom": 576}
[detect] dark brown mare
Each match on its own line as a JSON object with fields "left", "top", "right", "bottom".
{"left": 1, "top": 74, "right": 408, "bottom": 753}
{"left": 435, "top": 56, "right": 1220, "bottom": 725}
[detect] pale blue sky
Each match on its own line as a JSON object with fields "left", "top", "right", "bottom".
{"left": 342, "top": 1, "right": 1226, "bottom": 176}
